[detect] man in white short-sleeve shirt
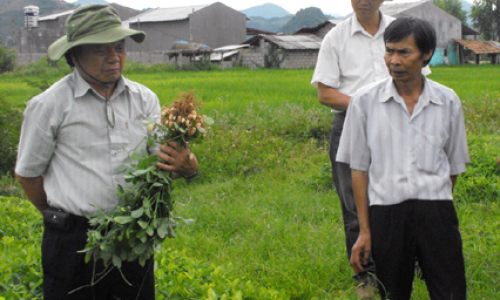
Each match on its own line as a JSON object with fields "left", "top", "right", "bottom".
{"left": 337, "top": 17, "right": 468, "bottom": 300}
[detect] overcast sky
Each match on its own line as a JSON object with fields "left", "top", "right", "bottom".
{"left": 65, "top": 0, "right": 354, "bottom": 16}
{"left": 64, "top": 0, "right": 474, "bottom": 17}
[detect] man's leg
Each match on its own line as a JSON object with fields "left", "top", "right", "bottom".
{"left": 42, "top": 223, "right": 108, "bottom": 300}
{"left": 329, "top": 113, "right": 376, "bottom": 283}
{"left": 414, "top": 201, "right": 466, "bottom": 300}
{"left": 370, "top": 202, "right": 416, "bottom": 300}
{"left": 110, "top": 256, "right": 155, "bottom": 300}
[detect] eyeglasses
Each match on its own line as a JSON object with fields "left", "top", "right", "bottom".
{"left": 104, "top": 86, "right": 115, "bottom": 129}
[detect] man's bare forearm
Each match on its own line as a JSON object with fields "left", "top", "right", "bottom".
{"left": 317, "top": 82, "right": 351, "bottom": 111}
{"left": 352, "top": 170, "right": 370, "bottom": 234}
{"left": 15, "top": 174, "right": 48, "bottom": 213}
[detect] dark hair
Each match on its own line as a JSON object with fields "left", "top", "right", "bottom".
{"left": 63, "top": 46, "right": 83, "bottom": 68}
{"left": 384, "top": 17, "right": 436, "bottom": 67}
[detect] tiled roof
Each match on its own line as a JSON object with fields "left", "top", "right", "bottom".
{"left": 454, "top": 39, "right": 500, "bottom": 54}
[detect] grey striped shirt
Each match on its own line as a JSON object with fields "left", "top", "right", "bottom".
{"left": 15, "top": 70, "right": 160, "bottom": 216}
{"left": 336, "top": 77, "right": 469, "bottom": 206}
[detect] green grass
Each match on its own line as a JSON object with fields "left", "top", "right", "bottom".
{"left": 1, "top": 64, "right": 499, "bottom": 299}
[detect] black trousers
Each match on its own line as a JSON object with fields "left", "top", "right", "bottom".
{"left": 329, "top": 112, "right": 376, "bottom": 281}
{"left": 370, "top": 200, "right": 466, "bottom": 300}
{"left": 42, "top": 218, "right": 155, "bottom": 300}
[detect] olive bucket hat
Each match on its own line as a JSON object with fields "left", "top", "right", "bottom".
{"left": 48, "top": 4, "right": 146, "bottom": 61}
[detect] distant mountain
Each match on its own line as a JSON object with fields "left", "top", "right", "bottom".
{"left": 241, "top": 3, "right": 291, "bottom": 19}
{"left": 72, "top": 0, "right": 109, "bottom": 5}
{"left": 247, "top": 15, "right": 294, "bottom": 33}
{"left": 281, "top": 7, "right": 328, "bottom": 34}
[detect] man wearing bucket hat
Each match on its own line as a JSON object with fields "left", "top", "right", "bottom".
{"left": 15, "top": 4, "right": 198, "bottom": 299}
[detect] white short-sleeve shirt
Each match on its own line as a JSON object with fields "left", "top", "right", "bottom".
{"left": 311, "top": 13, "right": 430, "bottom": 98}
{"left": 311, "top": 13, "right": 395, "bottom": 96}
{"left": 15, "top": 70, "right": 161, "bottom": 216}
{"left": 336, "top": 77, "right": 470, "bottom": 206}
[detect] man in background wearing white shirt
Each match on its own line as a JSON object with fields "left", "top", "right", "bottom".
{"left": 311, "top": 0, "right": 390, "bottom": 296}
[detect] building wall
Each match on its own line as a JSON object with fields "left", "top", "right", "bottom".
{"left": 396, "top": 1, "right": 461, "bottom": 65}
{"left": 128, "top": 19, "right": 191, "bottom": 52}
{"left": 190, "top": 3, "right": 247, "bottom": 48}
{"left": 127, "top": 3, "right": 246, "bottom": 53}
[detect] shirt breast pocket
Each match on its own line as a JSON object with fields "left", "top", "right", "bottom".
{"left": 128, "top": 119, "right": 149, "bottom": 151}
{"left": 415, "top": 131, "right": 448, "bottom": 173}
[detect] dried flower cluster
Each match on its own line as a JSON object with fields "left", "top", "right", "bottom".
{"left": 158, "top": 90, "right": 210, "bottom": 148}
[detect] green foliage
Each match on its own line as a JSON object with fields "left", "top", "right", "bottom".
{"left": 0, "top": 197, "right": 43, "bottom": 299}
{"left": 471, "top": 0, "right": 500, "bottom": 40}
{"left": 432, "top": 0, "right": 468, "bottom": 22}
{"left": 0, "top": 94, "right": 23, "bottom": 175}
{"left": 454, "top": 134, "right": 500, "bottom": 203}
{"left": 81, "top": 143, "right": 177, "bottom": 270}
{"left": 0, "top": 172, "right": 24, "bottom": 198}
{"left": 0, "top": 46, "right": 16, "bottom": 73}
{"left": 2, "top": 66, "right": 500, "bottom": 299}
{"left": 280, "top": 7, "right": 328, "bottom": 34}
{"left": 155, "top": 249, "right": 289, "bottom": 300}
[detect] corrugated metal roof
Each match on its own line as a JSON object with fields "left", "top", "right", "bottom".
{"left": 212, "top": 44, "right": 250, "bottom": 52}
{"left": 124, "top": 4, "right": 209, "bottom": 24}
{"left": 379, "top": 1, "right": 425, "bottom": 15}
{"left": 246, "top": 35, "right": 322, "bottom": 50}
{"left": 454, "top": 39, "right": 500, "bottom": 54}
{"left": 38, "top": 9, "right": 74, "bottom": 21}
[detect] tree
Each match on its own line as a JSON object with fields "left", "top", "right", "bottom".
{"left": 280, "top": 7, "right": 328, "bottom": 34}
{"left": 471, "top": 0, "right": 500, "bottom": 40}
{"left": 432, "top": 0, "right": 468, "bottom": 22}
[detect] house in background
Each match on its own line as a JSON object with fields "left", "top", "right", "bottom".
{"left": 379, "top": 0, "right": 479, "bottom": 65}
{"left": 293, "top": 19, "right": 341, "bottom": 39}
{"left": 239, "top": 34, "right": 322, "bottom": 69}
{"left": 123, "top": 2, "right": 248, "bottom": 53}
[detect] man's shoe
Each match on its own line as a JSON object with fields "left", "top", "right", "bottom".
{"left": 356, "top": 281, "right": 377, "bottom": 299}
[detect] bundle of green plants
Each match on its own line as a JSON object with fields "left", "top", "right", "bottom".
{"left": 80, "top": 91, "right": 214, "bottom": 279}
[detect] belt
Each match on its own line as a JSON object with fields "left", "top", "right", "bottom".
{"left": 69, "top": 214, "right": 90, "bottom": 229}
{"left": 43, "top": 208, "right": 90, "bottom": 231}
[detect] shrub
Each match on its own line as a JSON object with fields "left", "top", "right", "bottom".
{"left": 0, "top": 95, "right": 23, "bottom": 176}
{"left": 0, "top": 47, "right": 16, "bottom": 73}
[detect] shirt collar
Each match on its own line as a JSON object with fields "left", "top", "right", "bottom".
{"left": 380, "top": 76, "right": 443, "bottom": 105}
{"left": 73, "top": 68, "right": 132, "bottom": 99}
{"left": 351, "top": 12, "right": 388, "bottom": 38}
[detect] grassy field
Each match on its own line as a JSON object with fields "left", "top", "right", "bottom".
{"left": 1, "top": 64, "right": 499, "bottom": 299}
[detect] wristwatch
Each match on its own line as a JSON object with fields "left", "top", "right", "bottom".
{"left": 184, "top": 169, "right": 198, "bottom": 179}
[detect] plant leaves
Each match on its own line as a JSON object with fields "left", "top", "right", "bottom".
{"left": 203, "top": 116, "right": 215, "bottom": 125}
{"left": 131, "top": 207, "right": 144, "bottom": 218}
{"left": 112, "top": 255, "right": 122, "bottom": 268}
{"left": 114, "top": 216, "right": 134, "bottom": 224}
{"left": 132, "top": 243, "right": 148, "bottom": 255}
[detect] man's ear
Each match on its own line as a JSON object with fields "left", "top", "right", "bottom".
{"left": 422, "top": 49, "right": 434, "bottom": 62}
